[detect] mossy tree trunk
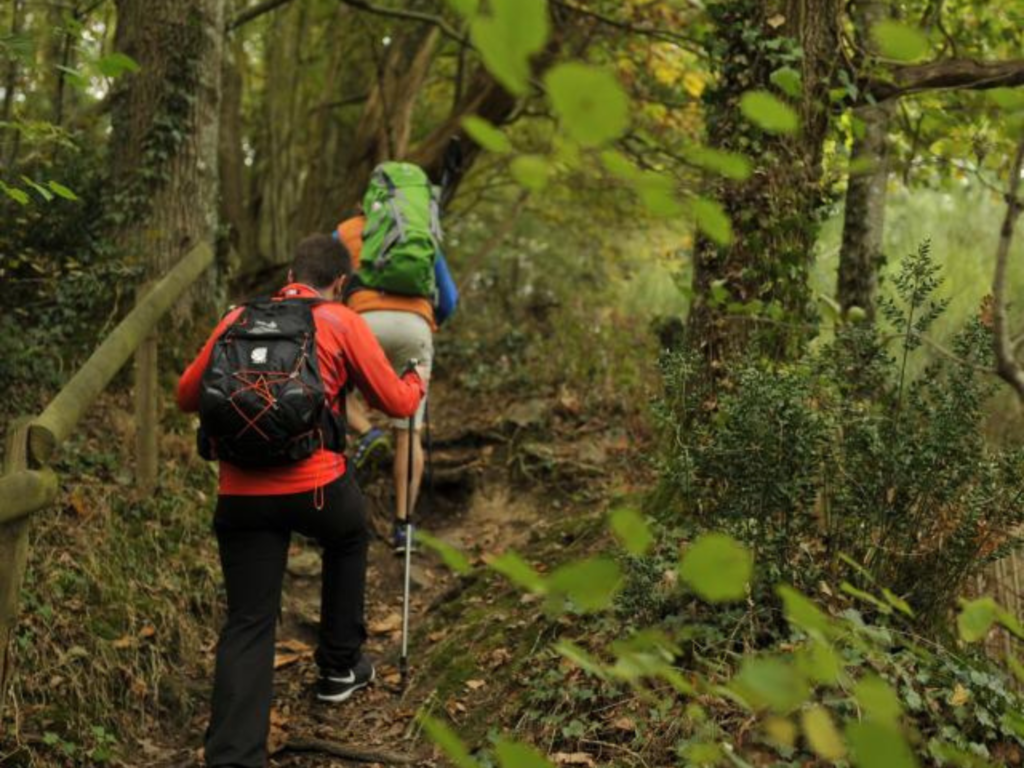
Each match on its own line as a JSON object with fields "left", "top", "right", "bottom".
{"left": 688, "top": 0, "right": 841, "bottom": 376}
{"left": 837, "top": 0, "right": 894, "bottom": 322}
{"left": 111, "top": 0, "right": 225, "bottom": 316}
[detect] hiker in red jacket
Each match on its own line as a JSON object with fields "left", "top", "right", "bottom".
{"left": 177, "top": 234, "right": 424, "bottom": 768}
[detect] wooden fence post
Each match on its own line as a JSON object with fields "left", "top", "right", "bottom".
{"left": 0, "top": 419, "right": 36, "bottom": 724}
{"left": 134, "top": 284, "right": 159, "bottom": 495}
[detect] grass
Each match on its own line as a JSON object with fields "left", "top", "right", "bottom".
{"left": 4, "top": 421, "right": 220, "bottom": 766}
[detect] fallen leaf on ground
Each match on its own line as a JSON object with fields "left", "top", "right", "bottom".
{"left": 139, "top": 625, "right": 156, "bottom": 639}
{"left": 465, "top": 679, "right": 486, "bottom": 690}
{"left": 428, "top": 630, "right": 447, "bottom": 642}
{"left": 274, "top": 653, "right": 304, "bottom": 670}
{"left": 489, "top": 648, "right": 513, "bottom": 667}
{"left": 611, "top": 716, "right": 635, "bottom": 732}
{"left": 267, "top": 709, "right": 289, "bottom": 755}
{"left": 553, "top": 752, "right": 596, "bottom": 767}
{"left": 950, "top": 684, "right": 970, "bottom": 707}
{"left": 383, "top": 672, "right": 401, "bottom": 685}
{"left": 277, "top": 638, "right": 313, "bottom": 654}
{"left": 368, "top": 613, "right": 402, "bottom": 634}
{"left": 112, "top": 635, "right": 133, "bottom": 649}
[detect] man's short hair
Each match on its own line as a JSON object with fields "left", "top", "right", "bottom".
{"left": 292, "top": 234, "right": 352, "bottom": 288}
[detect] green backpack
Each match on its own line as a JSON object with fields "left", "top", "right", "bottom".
{"left": 355, "top": 161, "right": 441, "bottom": 298}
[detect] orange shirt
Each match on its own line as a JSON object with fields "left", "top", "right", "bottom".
{"left": 337, "top": 215, "right": 436, "bottom": 329}
{"left": 347, "top": 290, "right": 436, "bottom": 329}
{"left": 337, "top": 217, "right": 365, "bottom": 268}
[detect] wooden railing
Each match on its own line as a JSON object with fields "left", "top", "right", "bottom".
{"left": 0, "top": 243, "right": 215, "bottom": 720}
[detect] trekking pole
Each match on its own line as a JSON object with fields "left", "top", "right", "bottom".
{"left": 400, "top": 360, "right": 419, "bottom": 690}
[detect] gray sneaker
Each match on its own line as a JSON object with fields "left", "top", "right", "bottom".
{"left": 316, "top": 655, "right": 375, "bottom": 703}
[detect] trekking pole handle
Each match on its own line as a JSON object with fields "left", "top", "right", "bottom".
{"left": 401, "top": 358, "right": 420, "bottom": 377}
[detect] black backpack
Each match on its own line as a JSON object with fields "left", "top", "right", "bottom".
{"left": 197, "top": 298, "right": 343, "bottom": 467}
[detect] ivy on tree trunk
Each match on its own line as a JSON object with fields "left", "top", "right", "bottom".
{"left": 111, "top": 0, "right": 225, "bottom": 320}
{"left": 688, "top": 0, "right": 841, "bottom": 377}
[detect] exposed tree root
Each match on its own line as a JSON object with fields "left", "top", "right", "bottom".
{"left": 282, "top": 736, "right": 418, "bottom": 764}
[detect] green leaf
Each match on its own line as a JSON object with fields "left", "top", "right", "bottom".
{"left": 545, "top": 63, "right": 629, "bottom": 147}
{"left": 840, "top": 582, "right": 891, "bottom": 613}
{"left": 469, "top": 0, "right": 548, "bottom": 96}
{"left": 418, "top": 714, "right": 479, "bottom": 768}
{"left": 732, "top": 656, "right": 809, "bottom": 714}
{"left": 415, "top": 530, "right": 472, "bottom": 575}
{"left": 770, "top": 66, "right": 802, "bottom": 98}
{"left": 796, "top": 639, "right": 843, "bottom": 685}
{"left": 882, "top": 588, "right": 913, "bottom": 617}
{"left": 739, "top": 90, "right": 799, "bottom": 134}
{"left": 495, "top": 738, "right": 555, "bottom": 768}
{"left": 776, "top": 585, "right": 831, "bottom": 636}
{"left": 548, "top": 557, "right": 622, "bottom": 612}
{"left": 846, "top": 306, "right": 868, "bottom": 323}
{"left": 445, "top": 0, "right": 479, "bottom": 17}
{"left": 21, "top": 176, "right": 53, "bottom": 202}
{"left": 461, "top": 115, "right": 512, "bottom": 154}
{"left": 55, "top": 64, "right": 88, "bottom": 90}
{"left": 871, "top": 20, "right": 930, "bottom": 63}
{"left": 957, "top": 597, "right": 997, "bottom": 643}
{"left": 802, "top": 705, "right": 845, "bottom": 761}
{"left": 709, "top": 279, "right": 730, "bottom": 305}
{"left": 609, "top": 507, "right": 653, "bottom": 556}
{"left": 509, "top": 155, "right": 551, "bottom": 191}
{"left": 853, "top": 675, "right": 902, "bottom": 725}
{"left": 600, "top": 149, "right": 640, "bottom": 180}
{"left": 554, "top": 640, "right": 608, "bottom": 679}
{"left": 691, "top": 196, "right": 733, "bottom": 245}
{"left": 96, "top": 52, "right": 141, "bottom": 78}
{"left": 1, "top": 182, "right": 29, "bottom": 205}
{"left": 989, "top": 88, "right": 1024, "bottom": 111}
{"left": 680, "top": 741, "right": 723, "bottom": 765}
{"left": 47, "top": 180, "right": 79, "bottom": 201}
{"left": 679, "top": 533, "right": 752, "bottom": 602}
{"left": 634, "top": 172, "right": 684, "bottom": 217}
{"left": 486, "top": 551, "right": 546, "bottom": 593}
{"left": 846, "top": 721, "right": 917, "bottom": 768}
{"left": 684, "top": 146, "right": 751, "bottom": 181}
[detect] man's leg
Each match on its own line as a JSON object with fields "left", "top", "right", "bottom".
{"left": 394, "top": 426, "right": 425, "bottom": 523}
{"left": 347, "top": 391, "right": 374, "bottom": 435}
{"left": 348, "top": 391, "right": 391, "bottom": 473}
{"left": 360, "top": 309, "right": 433, "bottom": 544}
{"left": 291, "top": 475, "right": 372, "bottom": 696}
{"left": 206, "top": 497, "right": 289, "bottom": 768}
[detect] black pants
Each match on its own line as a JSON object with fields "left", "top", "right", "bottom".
{"left": 204, "top": 473, "right": 369, "bottom": 768}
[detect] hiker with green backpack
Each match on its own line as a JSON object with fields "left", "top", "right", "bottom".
{"left": 336, "top": 159, "right": 459, "bottom": 553}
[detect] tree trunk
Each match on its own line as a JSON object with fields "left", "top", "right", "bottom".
{"left": 837, "top": 0, "right": 893, "bottom": 320}
{"left": 838, "top": 102, "right": 891, "bottom": 319}
{"left": 218, "top": 40, "right": 250, "bottom": 270}
{"left": 2, "top": 0, "right": 25, "bottom": 167}
{"left": 331, "top": 26, "right": 441, "bottom": 211}
{"left": 111, "top": 0, "right": 225, "bottom": 318}
{"left": 687, "top": 0, "right": 841, "bottom": 373}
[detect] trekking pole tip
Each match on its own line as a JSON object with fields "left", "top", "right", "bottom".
{"left": 399, "top": 655, "right": 409, "bottom": 689}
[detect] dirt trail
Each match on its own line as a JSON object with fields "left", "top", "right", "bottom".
{"left": 153, "top": 386, "right": 569, "bottom": 767}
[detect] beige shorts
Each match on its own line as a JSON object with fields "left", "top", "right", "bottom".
{"left": 362, "top": 310, "right": 433, "bottom": 429}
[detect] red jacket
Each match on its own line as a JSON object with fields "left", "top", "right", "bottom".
{"left": 177, "top": 283, "right": 424, "bottom": 496}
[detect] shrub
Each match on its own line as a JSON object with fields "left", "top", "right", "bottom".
{"left": 657, "top": 242, "right": 1024, "bottom": 624}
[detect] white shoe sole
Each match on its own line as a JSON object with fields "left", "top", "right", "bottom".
{"left": 316, "top": 667, "right": 375, "bottom": 703}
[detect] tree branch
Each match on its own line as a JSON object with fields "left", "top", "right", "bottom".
{"left": 226, "top": 0, "right": 296, "bottom": 32}
{"left": 336, "top": 0, "right": 466, "bottom": 44}
{"left": 874, "top": 57, "right": 1024, "bottom": 101}
{"left": 992, "top": 135, "right": 1024, "bottom": 400}
{"left": 549, "top": 0, "right": 701, "bottom": 53}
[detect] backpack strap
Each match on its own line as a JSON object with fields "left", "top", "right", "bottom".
{"left": 373, "top": 167, "right": 408, "bottom": 271}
